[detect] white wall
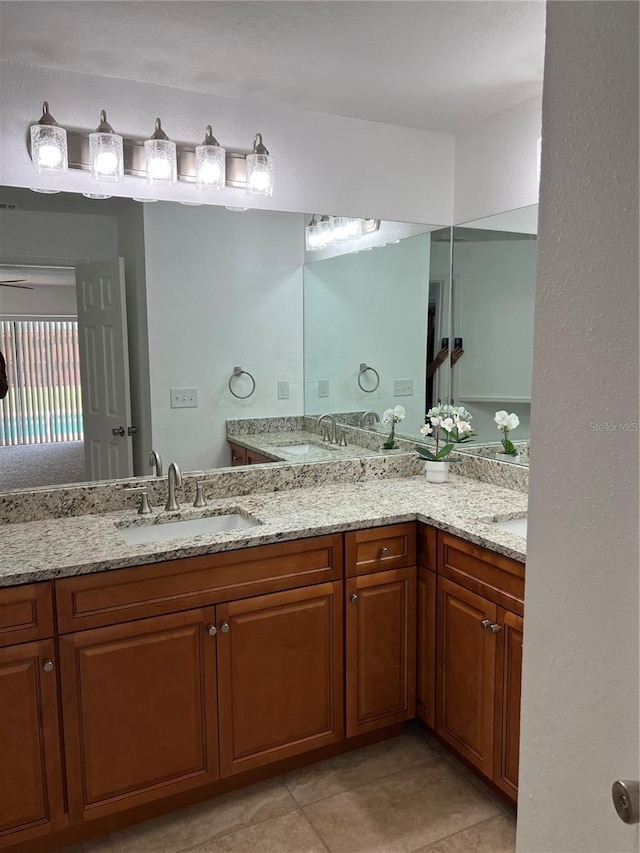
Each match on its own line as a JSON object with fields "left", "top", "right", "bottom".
{"left": 518, "top": 3, "right": 639, "bottom": 852}
{"left": 0, "top": 285, "right": 76, "bottom": 317}
{"left": 0, "top": 61, "right": 454, "bottom": 226}
{"left": 0, "top": 208, "right": 118, "bottom": 264}
{"left": 142, "top": 204, "right": 304, "bottom": 471}
{"left": 304, "top": 234, "right": 430, "bottom": 432}
{"left": 454, "top": 96, "right": 542, "bottom": 225}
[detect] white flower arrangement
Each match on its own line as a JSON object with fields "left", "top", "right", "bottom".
{"left": 416, "top": 403, "right": 475, "bottom": 461}
{"left": 494, "top": 410, "right": 520, "bottom": 456}
{"left": 381, "top": 405, "right": 405, "bottom": 450}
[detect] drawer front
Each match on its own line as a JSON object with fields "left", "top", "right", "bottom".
{"left": 417, "top": 524, "right": 437, "bottom": 571}
{"left": 56, "top": 534, "right": 343, "bottom": 633}
{"left": 438, "top": 532, "right": 525, "bottom": 616}
{"left": 345, "top": 523, "right": 416, "bottom": 577}
{"left": 0, "top": 583, "right": 54, "bottom": 647}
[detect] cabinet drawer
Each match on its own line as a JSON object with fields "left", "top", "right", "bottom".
{"left": 56, "top": 534, "right": 343, "bottom": 633}
{"left": 0, "top": 582, "right": 54, "bottom": 647}
{"left": 438, "top": 532, "right": 525, "bottom": 616}
{"left": 345, "top": 523, "right": 416, "bottom": 577}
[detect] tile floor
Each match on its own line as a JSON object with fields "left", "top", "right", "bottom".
{"left": 61, "top": 726, "right": 516, "bottom": 853}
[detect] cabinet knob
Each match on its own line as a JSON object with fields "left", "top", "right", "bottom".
{"left": 43, "top": 659, "right": 54, "bottom": 672}
{"left": 480, "top": 619, "right": 492, "bottom": 630}
{"left": 489, "top": 623, "right": 502, "bottom": 633}
{"left": 207, "top": 625, "right": 217, "bottom": 636}
{"left": 220, "top": 621, "right": 230, "bottom": 633}
{"left": 350, "top": 593, "right": 359, "bottom": 604}
{"left": 379, "top": 546, "right": 389, "bottom": 556}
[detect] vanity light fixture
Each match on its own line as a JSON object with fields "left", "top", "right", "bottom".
{"left": 82, "top": 193, "right": 112, "bottom": 200}
{"left": 245, "top": 133, "right": 274, "bottom": 196}
{"left": 144, "top": 118, "right": 177, "bottom": 186}
{"left": 195, "top": 125, "right": 226, "bottom": 190}
{"left": 30, "top": 187, "right": 60, "bottom": 194}
{"left": 89, "top": 110, "right": 124, "bottom": 182}
{"left": 132, "top": 197, "right": 158, "bottom": 203}
{"left": 305, "top": 215, "right": 380, "bottom": 251}
{"left": 30, "top": 102, "right": 68, "bottom": 173}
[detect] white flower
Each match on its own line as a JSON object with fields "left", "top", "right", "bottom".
{"left": 506, "top": 413, "right": 520, "bottom": 431}
{"left": 392, "top": 405, "right": 406, "bottom": 422}
{"left": 494, "top": 410, "right": 510, "bottom": 428}
{"left": 430, "top": 416, "right": 443, "bottom": 428}
{"left": 420, "top": 424, "right": 433, "bottom": 436}
{"left": 381, "top": 408, "right": 393, "bottom": 425}
{"left": 455, "top": 419, "right": 473, "bottom": 435}
{"left": 441, "top": 417, "right": 455, "bottom": 433}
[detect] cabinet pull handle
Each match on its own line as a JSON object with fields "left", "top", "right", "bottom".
{"left": 207, "top": 625, "right": 217, "bottom": 636}
{"left": 379, "top": 546, "right": 389, "bottom": 556}
{"left": 480, "top": 619, "right": 492, "bottom": 630}
{"left": 43, "top": 659, "right": 54, "bottom": 672}
{"left": 350, "top": 593, "right": 359, "bottom": 604}
{"left": 220, "top": 621, "right": 230, "bottom": 633}
{"left": 489, "top": 623, "right": 502, "bottom": 633}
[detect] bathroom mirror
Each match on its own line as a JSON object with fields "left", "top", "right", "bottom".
{"left": 0, "top": 185, "right": 446, "bottom": 493}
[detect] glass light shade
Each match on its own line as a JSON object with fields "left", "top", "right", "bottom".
{"left": 246, "top": 153, "right": 274, "bottom": 196}
{"left": 144, "top": 139, "right": 177, "bottom": 186}
{"left": 195, "top": 144, "right": 226, "bottom": 190}
{"left": 30, "top": 124, "right": 67, "bottom": 173}
{"left": 89, "top": 132, "right": 124, "bottom": 182}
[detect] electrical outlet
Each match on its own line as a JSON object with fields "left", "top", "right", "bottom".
{"left": 277, "top": 380, "right": 290, "bottom": 400}
{"left": 393, "top": 379, "right": 413, "bottom": 397}
{"left": 170, "top": 387, "right": 198, "bottom": 408}
{"left": 318, "top": 379, "right": 329, "bottom": 398}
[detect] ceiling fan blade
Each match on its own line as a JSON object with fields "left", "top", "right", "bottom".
{"left": 0, "top": 282, "right": 33, "bottom": 290}
{"left": 0, "top": 279, "right": 27, "bottom": 283}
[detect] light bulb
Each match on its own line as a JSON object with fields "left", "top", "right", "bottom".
{"left": 89, "top": 111, "right": 124, "bottom": 182}
{"left": 30, "top": 102, "right": 68, "bottom": 174}
{"left": 195, "top": 126, "right": 226, "bottom": 190}
{"left": 144, "top": 118, "right": 176, "bottom": 186}
{"left": 245, "top": 133, "right": 274, "bottom": 197}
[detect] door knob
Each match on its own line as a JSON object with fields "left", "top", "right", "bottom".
{"left": 220, "top": 621, "right": 230, "bottom": 633}
{"left": 612, "top": 780, "right": 640, "bottom": 824}
{"left": 111, "top": 426, "right": 126, "bottom": 437}
{"left": 350, "top": 594, "right": 359, "bottom": 604}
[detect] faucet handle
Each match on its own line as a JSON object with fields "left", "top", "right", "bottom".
{"left": 320, "top": 424, "right": 331, "bottom": 442}
{"left": 337, "top": 428, "right": 348, "bottom": 447}
{"left": 193, "top": 479, "right": 217, "bottom": 508}
{"left": 123, "top": 485, "right": 152, "bottom": 515}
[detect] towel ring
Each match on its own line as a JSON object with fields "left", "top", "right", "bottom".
{"left": 357, "top": 362, "right": 380, "bottom": 393}
{"left": 228, "top": 366, "right": 256, "bottom": 399}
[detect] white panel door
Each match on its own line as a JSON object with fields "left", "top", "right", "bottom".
{"left": 75, "top": 259, "right": 133, "bottom": 481}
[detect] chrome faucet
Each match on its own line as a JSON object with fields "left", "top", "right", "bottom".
{"left": 149, "top": 449, "right": 163, "bottom": 477}
{"left": 360, "top": 411, "right": 381, "bottom": 428}
{"left": 165, "top": 462, "right": 182, "bottom": 512}
{"left": 317, "top": 413, "right": 337, "bottom": 444}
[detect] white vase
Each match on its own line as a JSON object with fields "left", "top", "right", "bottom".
{"left": 425, "top": 460, "right": 449, "bottom": 483}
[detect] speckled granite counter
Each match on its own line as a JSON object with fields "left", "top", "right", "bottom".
{"left": 0, "top": 473, "right": 527, "bottom": 587}
{"left": 228, "top": 430, "right": 383, "bottom": 463}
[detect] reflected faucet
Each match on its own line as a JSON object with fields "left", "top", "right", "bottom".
{"left": 360, "top": 411, "right": 381, "bottom": 428}
{"left": 165, "top": 462, "right": 183, "bottom": 512}
{"left": 149, "top": 449, "right": 163, "bottom": 478}
{"left": 317, "top": 413, "right": 338, "bottom": 444}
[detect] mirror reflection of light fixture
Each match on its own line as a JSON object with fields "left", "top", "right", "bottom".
{"left": 89, "top": 110, "right": 124, "bottom": 182}
{"left": 245, "top": 133, "right": 274, "bottom": 196}
{"left": 195, "top": 125, "right": 226, "bottom": 190}
{"left": 30, "top": 102, "right": 68, "bottom": 173}
{"left": 144, "top": 118, "right": 176, "bottom": 186}
{"left": 305, "top": 215, "right": 379, "bottom": 251}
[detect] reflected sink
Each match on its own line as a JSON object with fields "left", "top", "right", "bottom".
{"left": 117, "top": 513, "right": 260, "bottom": 546}
{"left": 278, "top": 443, "right": 336, "bottom": 455}
{"left": 492, "top": 516, "right": 527, "bottom": 539}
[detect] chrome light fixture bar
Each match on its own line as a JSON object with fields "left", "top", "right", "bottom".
{"left": 28, "top": 104, "right": 274, "bottom": 194}
{"left": 305, "top": 215, "right": 380, "bottom": 251}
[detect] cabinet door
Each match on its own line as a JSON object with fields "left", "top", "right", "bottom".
{"left": 494, "top": 609, "right": 523, "bottom": 799}
{"left": 346, "top": 568, "right": 417, "bottom": 737}
{"left": 0, "top": 639, "right": 66, "bottom": 846}
{"left": 436, "top": 578, "right": 497, "bottom": 777}
{"left": 416, "top": 567, "right": 436, "bottom": 729}
{"left": 60, "top": 608, "right": 218, "bottom": 822}
{"left": 217, "top": 583, "right": 343, "bottom": 776}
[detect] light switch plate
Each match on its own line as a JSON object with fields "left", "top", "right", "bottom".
{"left": 277, "top": 380, "right": 290, "bottom": 400}
{"left": 170, "top": 387, "right": 198, "bottom": 408}
{"left": 393, "top": 379, "right": 413, "bottom": 397}
{"left": 318, "top": 379, "right": 329, "bottom": 398}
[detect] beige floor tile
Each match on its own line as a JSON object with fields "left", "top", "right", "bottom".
{"left": 303, "top": 755, "right": 500, "bottom": 853}
{"left": 285, "top": 731, "right": 437, "bottom": 805}
{"left": 58, "top": 838, "right": 114, "bottom": 853}
{"left": 186, "top": 810, "right": 329, "bottom": 853}
{"left": 415, "top": 813, "right": 517, "bottom": 852}
{"left": 109, "top": 778, "right": 298, "bottom": 853}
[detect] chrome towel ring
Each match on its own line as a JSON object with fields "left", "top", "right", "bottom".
{"left": 358, "top": 362, "right": 380, "bottom": 392}
{"left": 228, "top": 366, "right": 256, "bottom": 399}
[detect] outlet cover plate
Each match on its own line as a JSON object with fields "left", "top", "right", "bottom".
{"left": 277, "top": 380, "right": 290, "bottom": 400}
{"left": 170, "top": 387, "right": 198, "bottom": 408}
{"left": 393, "top": 379, "right": 413, "bottom": 397}
{"left": 318, "top": 379, "right": 329, "bottom": 398}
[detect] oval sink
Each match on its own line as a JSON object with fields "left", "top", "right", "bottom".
{"left": 117, "top": 513, "right": 260, "bottom": 546}
{"left": 492, "top": 516, "right": 527, "bottom": 539}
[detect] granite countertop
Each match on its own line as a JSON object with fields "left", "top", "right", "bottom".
{"left": 0, "top": 473, "right": 527, "bottom": 587}
{"left": 228, "top": 430, "right": 385, "bottom": 463}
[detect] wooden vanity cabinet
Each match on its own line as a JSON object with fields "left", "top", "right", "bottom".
{"left": 416, "top": 525, "right": 437, "bottom": 729}
{"left": 228, "top": 442, "right": 247, "bottom": 466}
{"left": 0, "top": 583, "right": 66, "bottom": 849}
{"left": 344, "top": 525, "right": 417, "bottom": 737}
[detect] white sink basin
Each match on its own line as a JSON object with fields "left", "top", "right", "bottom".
{"left": 492, "top": 516, "right": 527, "bottom": 539}
{"left": 278, "top": 443, "right": 335, "bottom": 455}
{"left": 118, "top": 513, "right": 260, "bottom": 546}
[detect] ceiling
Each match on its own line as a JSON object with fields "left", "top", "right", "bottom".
{"left": 0, "top": 1, "right": 546, "bottom": 133}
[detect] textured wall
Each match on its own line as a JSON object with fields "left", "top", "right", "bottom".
{"left": 517, "top": 3, "right": 639, "bottom": 851}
